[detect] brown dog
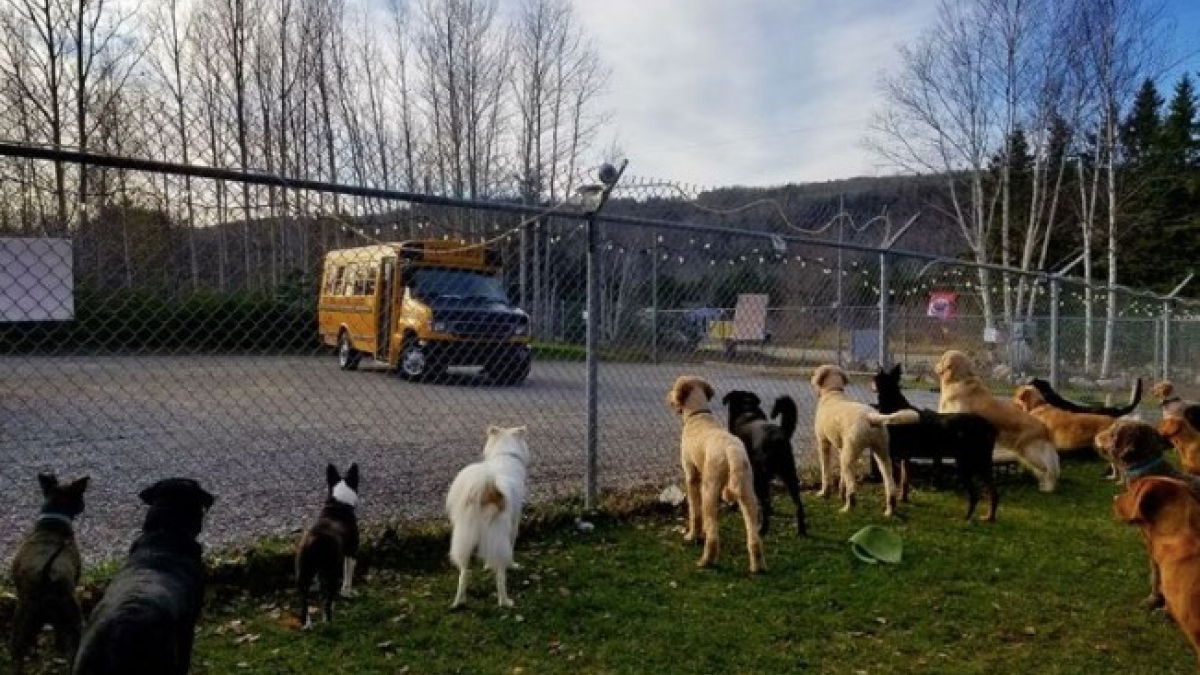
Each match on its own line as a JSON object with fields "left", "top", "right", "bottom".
{"left": 10, "top": 473, "right": 89, "bottom": 675}
{"left": 1115, "top": 476, "right": 1200, "bottom": 664}
{"left": 1159, "top": 416, "right": 1200, "bottom": 476}
{"left": 1013, "top": 384, "right": 1118, "bottom": 452}
{"left": 666, "top": 376, "right": 765, "bottom": 573}
{"left": 811, "top": 365, "right": 918, "bottom": 516}
{"left": 1099, "top": 420, "right": 1200, "bottom": 609}
{"left": 936, "top": 350, "right": 1060, "bottom": 491}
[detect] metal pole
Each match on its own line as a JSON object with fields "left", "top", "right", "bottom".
{"left": 1162, "top": 299, "right": 1173, "bottom": 382}
{"left": 651, "top": 232, "right": 659, "bottom": 364}
{"left": 585, "top": 211, "right": 600, "bottom": 509}
{"left": 835, "top": 198, "right": 844, "bottom": 367}
{"left": 878, "top": 251, "right": 890, "bottom": 368}
{"left": 1049, "top": 277, "right": 1061, "bottom": 389}
{"left": 582, "top": 160, "right": 627, "bottom": 512}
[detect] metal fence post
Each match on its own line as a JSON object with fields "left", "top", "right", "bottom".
{"left": 1049, "top": 277, "right": 1061, "bottom": 389}
{"left": 878, "top": 251, "right": 890, "bottom": 367}
{"left": 1162, "top": 299, "right": 1173, "bottom": 382}
{"left": 651, "top": 231, "right": 659, "bottom": 364}
{"left": 581, "top": 161, "right": 627, "bottom": 512}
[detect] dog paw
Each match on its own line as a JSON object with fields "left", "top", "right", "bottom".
{"left": 1142, "top": 594, "right": 1167, "bottom": 611}
{"left": 340, "top": 589, "right": 358, "bottom": 599}
{"left": 449, "top": 601, "right": 467, "bottom": 612}
{"left": 498, "top": 598, "right": 515, "bottom": 608}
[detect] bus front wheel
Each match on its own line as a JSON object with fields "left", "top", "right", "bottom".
{"left": 337, "top": 332, "right": 361, "bottom": 371}
{"left": 398, "top": 340, "right": 441, "bottom": 381}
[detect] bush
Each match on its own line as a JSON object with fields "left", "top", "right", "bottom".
{"left": 0, "top": 289, "right": 320, "bottom": 354}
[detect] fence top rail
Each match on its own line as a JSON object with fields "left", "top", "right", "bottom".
{"left": 2, "top": 140, "right": 1195, "bottom": 309}
{"left": 0, "top": 140, "right": 593, "bottom": 224}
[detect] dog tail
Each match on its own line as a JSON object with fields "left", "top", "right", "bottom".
{"left": 1116, "top": 378, "right": 1144, "bottom": 417}
{"left": 866, "top": 410, "right": 920, "bottom": 426}
{"left": 38, "top": 542, "right": 68, "bottom": 585}
{"left": 722, "top": 443, "right": 754, "bottom": 503}
{"left": 770, "top": 396, "right": 799, "bottom": 439}
{"left": 447, "top": 470, "right": 513, "bottom": 571}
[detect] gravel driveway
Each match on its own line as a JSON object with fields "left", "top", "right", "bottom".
{"left": 0, "top": 354, "right": 937, "bottom": 564}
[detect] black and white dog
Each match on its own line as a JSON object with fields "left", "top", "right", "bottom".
{"left": 296, "top": 463, "right": 360, "bottom": 627}
{"left": 74, "top": 478, "right": 215, "bottom": 675}
{"left": 721, "top": 390, "right": 807, "bottom": 537}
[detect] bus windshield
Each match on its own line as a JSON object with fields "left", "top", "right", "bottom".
{"left": 409, "top": 267, "right": 510, "bottom": 304}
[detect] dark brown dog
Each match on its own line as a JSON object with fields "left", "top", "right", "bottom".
{"left": 1098, "top": 419, "right": 1200, "bottom": 610}
{"left": 10, "top": 473, "right": 89, "bottom": 675}
{"left": 1115, "top": 476, "right": 1200, "bottom": 665}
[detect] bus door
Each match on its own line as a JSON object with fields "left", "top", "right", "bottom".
{"left": 376, "top": 257, "right": 397, "bottom": 361}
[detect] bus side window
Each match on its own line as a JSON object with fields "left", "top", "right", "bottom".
{"left": 363, "top": 265, "right": 378, "bottom": 296}
{"left": 341, "top": 264, "right": 359, "bottom": 296}
{"left": 353, "top": 265, "right": 371, "bottom": 296}
{"left": 324, "top": 265, "right": 344, "bottom": 295}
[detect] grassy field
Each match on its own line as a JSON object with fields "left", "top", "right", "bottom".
{"left": 6, "top": 458, "right": 1197, "bottom": 675}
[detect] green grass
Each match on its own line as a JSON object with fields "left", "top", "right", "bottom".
{"left": 7, "top": 459, "right": 1197, "bottom": 674}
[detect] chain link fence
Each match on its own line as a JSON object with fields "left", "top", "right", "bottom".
{"left": 3, "top": 145, "right": 1199, "bottom": 564}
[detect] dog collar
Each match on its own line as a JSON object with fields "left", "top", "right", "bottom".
{"left": 38, "top": 513, "right": 75, "bottom": 529}
{"left": 1162, "top": 396, "right": 1182, "bottom": 406}
{"left": 1125, "top": 456, "right": 1168, "bottom": 480}
{"left": 685, "top": 408, "right": 713, "bottom": 419}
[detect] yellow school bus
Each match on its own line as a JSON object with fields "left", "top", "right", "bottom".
{"left": 317, "top": 240, "right": 532, "bottom": 384}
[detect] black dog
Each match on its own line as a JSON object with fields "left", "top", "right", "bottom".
{"left": 11, "top": 473, "right": 88, "bottom": 675}
{"left": 721, "top": 390, "right": 807, "bottom": 536}
{"left": 296, "top": 463, "right": 360, "bottom": 628}
{"left": 1029, "top": 377, "right": 1142, "bottom": 417}
{"left": 74, "top": 478, "right": 215, "bottom": 675}
{"left": 873, "top": 364, "right": 1001, "bottom": 521}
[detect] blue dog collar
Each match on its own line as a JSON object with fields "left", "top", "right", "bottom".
{"left": 38, "top": 513, "right": 75, "bottom": 529}
{"left": 1125, "top": 456, "right": 1167, "bottom": 480}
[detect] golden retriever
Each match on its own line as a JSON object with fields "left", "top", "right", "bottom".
{"left": 1115, "top": 476, "right": 1200, "bottom": 664}
{"left": 1158, "top": 416, "right": 1200, "bottom": 476}
{"left": 810, "top": 365, "right": 918, "bottom": 516}
{"left": 935, "top": 350, "right": 1060, "bottom": 491}
{"left": 1012, "top": 384, "right": 1118, "bottom": 452}
{"left": 666, "top": 376, "right": 765, "bottom": 573}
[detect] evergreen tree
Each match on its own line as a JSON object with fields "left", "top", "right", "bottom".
{"left": 1121, "top": 78, "right": 1163, "bottom": 166}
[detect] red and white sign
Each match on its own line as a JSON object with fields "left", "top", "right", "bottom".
{"left": 927, "top": 292, "right": 957, "bottom": 320}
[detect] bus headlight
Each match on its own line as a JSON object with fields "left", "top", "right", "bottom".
{"left": 432, "top": 321, "right": 448, "bottom": 333}
{"left": 513, "top": 320, "right": 529, "bottom": 336}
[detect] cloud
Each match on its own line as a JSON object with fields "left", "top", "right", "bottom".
{"left": 573, "top": 0, "right": 940, "bottom": 187}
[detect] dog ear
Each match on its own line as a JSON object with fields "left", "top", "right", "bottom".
{"left": 199, "top": 487, "right": 215, "bottom": 510}
{"left": 720, "top": 391, "right": 734, "bottom": 407}
{"left": 889, "top": 363, "right": 902, "bottom": 379}
{"left": 344, "top": 463, "right": 360, "bottom": 490}
{"left": 1114, "top": 478, "right": 1179, "bottom": 525}
{"left": 38, "top": 473, "right": 59, "bottom": 494}
{"left": 66, "top": 476, "right": 90, "bottom": 495}
{"left": 747, "top": 392, "right": 761, "bottom": 407}
{"left": 139, "top": 483, "right": 160, "bottom": 506}
{"left": 701, "top": 380, "right": 714, "bottom": 401}
{"left": 487, "top": 424, "right": 504, "bottom": 437}
{"left": 326, "top": 464, "right": 341, "bottom": 488}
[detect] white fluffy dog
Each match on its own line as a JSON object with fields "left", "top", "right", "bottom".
{"left": 446, "top": 425, "right": 529, "bottom": 609}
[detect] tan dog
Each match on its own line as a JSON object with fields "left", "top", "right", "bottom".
{"left": 1158, "top": 416, "right": 1200, "bottom": 475}
{"left": 1115, "top": 476, "right": 1200, "bottom": 664}
{"left": 1013, "top": 384, "right": 1118, "bottom": 452}
{"left": 936, "top": 350, "right": 1060, "bottom": 491}
{"left": 666, "top": 376, "right": 765, "bottom": 573}
{"left": 810, "top": 365, "right": 918, "bottom": 516}
{"left": 1152, "top": 381, "right": 1192, "bottom": 419}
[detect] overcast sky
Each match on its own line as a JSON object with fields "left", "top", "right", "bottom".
{"left": 572, "top": 0, "right": 1200, "bottom": 188}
